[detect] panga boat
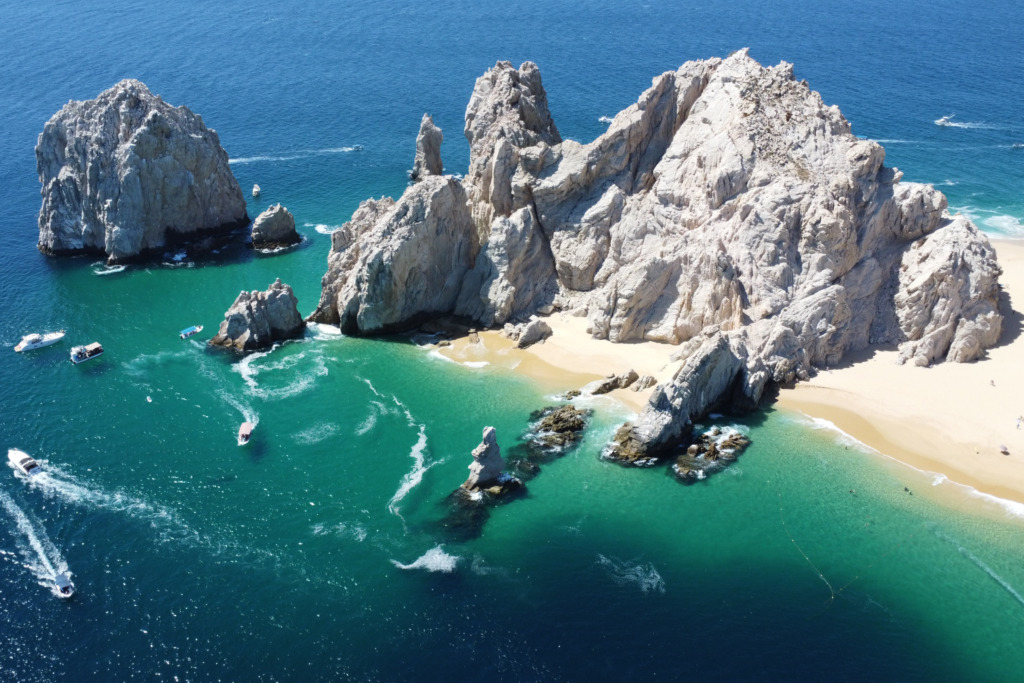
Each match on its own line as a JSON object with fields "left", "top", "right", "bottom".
{"left": 935, "top": 114, "right": 955, "bottom": 126}
{"left": 54, "top": 572, "right": 74, "bottom": 598}
{"left": 238, "top": 422, "right": 254, "bottom": 446}
{"left": 252, "top": 184, "right": 261, "bottom": 198}
{"left": 179, "top": 325, "right": 203, "bottom": 339}
{"left": 7, "top": 448, "right": 42, "bottom": 477}
{"left": 14, "top": 330, "right": 65, "bottom": 352}
{"left": 70, "top": 342, "right": 104, "bottom": 365}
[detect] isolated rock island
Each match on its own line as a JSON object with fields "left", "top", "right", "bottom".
{"left": 36, "top": 79, "right": 248, "bottom": 264}
{"left": 309, "top": 50, "right": 1003, "bottom": 462}
{"left": 210, "top": 279, "right": 305, "bottom": 352}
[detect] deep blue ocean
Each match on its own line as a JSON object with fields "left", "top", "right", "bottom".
{"left": 1, "top": 1, "right": 1023, "bottom": 680}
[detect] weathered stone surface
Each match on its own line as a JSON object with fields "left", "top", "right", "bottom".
{"left": 672, "top": 426, "right": 751, "bottom": 482}
{"left": 529, "top": 404, "right": 591, "bottom": 450}
{"left": 210, "top": 279, "right": 305, "bottom": 352}
{"left": 411, "top": 113, "right": 443, "bottom": 180}
{"left": 462, "top": 426, "right": 506, "bottom": 490}
{"left": 251, "top": 204, "right": 300, "bottom": 249}
{"left": 312, "top": 52, "right": 1003, "bottom": 460}
{"left": 592, "top": 369, "right": 640, "bottom": 395}
{"left": 36, "top": 79, "right": 248, "bottom": 263}
{"left": 632, "top": 375, "right": 657, "bottom": 392}
{"left": 502, "top": 318, "right": 553, "bottom": 348}
{"left": 308, "top": 175, "right": 478, "bottom": 333}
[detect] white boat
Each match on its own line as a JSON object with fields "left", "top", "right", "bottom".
{"left": 14, "top": 330, "right": 65, "bottom": 352}
{"left": 54, "top": 572, "right": 74, "bottom": 598}
{"left": 238, "top": 422, "right": 254, "bottom": 446}
{"left": 70, "top": 342, "right": 104, "bottom": 365}
{"left": 179, "top": 324, "right": 203, "bottom": 339}
{"left": 252, "top": 184, "right": 261, "bottom": 198}
{"left": 7, "top": 448, "right": 42, "bottom": 477}
{"left": 935, "top": 114, "right": 955, "bottom": 126}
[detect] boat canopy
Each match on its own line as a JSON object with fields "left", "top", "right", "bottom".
{"left": 84, "top": 342, "right": 102, "bottom": 352}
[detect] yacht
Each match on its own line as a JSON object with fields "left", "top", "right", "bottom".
{"left": 14, "top": 330, "right": 65, "bottom": 352}
{"left": 70, "top": 342, "right": 104, "bottom": 364}
{"left": 252, "top": 184, "right": 261, "bottom": 198}
{"left": 935, "top": 114, "right": 955, "bottom": 126}
{"left": 7, "top": 448, "right": 42, "bottom": 477}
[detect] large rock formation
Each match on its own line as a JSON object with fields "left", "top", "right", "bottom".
{"left": 36, "top": 80, "right": 248, "bottom": 263}
{"left": 410, "top": 114, "right": 443, "bottom": 180}
{"left": 210, "top": 279, "right": 305, "bottom": 352}
{"left": 310, "top": 51, "right": 1003, "bottom": 461}
{"left": 251, "top": 204, "right": 300, "bottom": 249}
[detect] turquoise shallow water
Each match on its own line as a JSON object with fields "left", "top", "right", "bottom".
{"left": 2, "top": 0, "right": 1024, "bottom": 680}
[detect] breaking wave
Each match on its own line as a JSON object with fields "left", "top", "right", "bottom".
{"left": 91, "top": 262, "right": 127, "bottom": 276}
{"left": 308, "top": 223, "right": 343, "bottom": 235}
{"left": 596, "top": 554, "right": 666, "bottom": 593}
{"left": 391, "top": 545, "right": 460, "bottom": 573}
{"left": 598, "top": 115, "right": 614, "bottom": 124}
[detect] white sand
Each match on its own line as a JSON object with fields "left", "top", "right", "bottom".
{"left": 438, "top": 238, "right": 1024, "bottom": 504}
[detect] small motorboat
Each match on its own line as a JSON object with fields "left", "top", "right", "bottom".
{"left": 14, "top": 330, "right": 65, "bottom": 352}
{"left": 238, "top": 422, "right": 254, "bottom": 446}
{"left": 70, "top": 342, "right": 104, "bottom": 365}
{"left": 7, "top": 448, "right": 42, "bottom": 477}
{"left": 54, "top": 572, "right": 74, "bottom": 598}
{"left": 179, "top": 325, "right": 203, "bottom": 339}
{"left": 935, "top": 114, "right": 955, "bottom": 126}
{"left": 252, "top": 184, "right": 261, "bottom": 198}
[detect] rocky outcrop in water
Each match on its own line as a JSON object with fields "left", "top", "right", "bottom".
{"left": 411, "top": 114, "right": 443, "bottom": 180}
{"left": 462, "top": 426, "right": 507, "bottom": 490}
{"left": 36, "top": 80, "right": 248, "bottom": 264}
{"left": 210, "top": 279, "right": 305, "bottom": 352}
{"left": 251, "top": 204, "right": 300, "bottom": 250}
{"left": 671, "top": 426, "right": 751, "bottom": 482}
{"left": 310, "top": 51, "right": 1003, "bottom": 461}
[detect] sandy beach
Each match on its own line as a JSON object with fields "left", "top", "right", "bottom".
{"left": 439, "top": 238, "right": 1024, "bottom": 505}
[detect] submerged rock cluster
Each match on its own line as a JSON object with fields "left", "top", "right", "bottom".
{"left": 309, "top": 49, "right": 1003, "bottom": 463}
{"left": 36, "top": 80, "right": 248, "bottom": 264}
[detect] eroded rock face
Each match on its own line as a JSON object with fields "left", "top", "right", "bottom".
{"left": 210, "top": 279, "right": 305, "bottom": 352}
{"left": 251, "top": 204, "right": 300, "bottom": 249}
{"left": 411, "top": 113, "right": 443, "bottom": 180}
{"left": 311, "top": 52, "right": 1003, "bottom": 460}
{"left": 36, "top": 79, "right": 248, "bottom": 263}
{"left": 308, "top": 175, "right": 478, "bottom": 333}
{"left": 502, "top": 318, "right": 553, "bottom": 348}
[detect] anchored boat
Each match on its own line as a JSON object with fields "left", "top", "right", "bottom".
{"left": 70, "top": 342, "right": 104, "bottom": 365}
{"left": 180, "top": 325, "right": 203, "bottom": 339}
{"left": 14, "top": 330, "right": 65, "bottom": 352}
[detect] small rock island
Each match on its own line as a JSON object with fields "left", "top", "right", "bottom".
{"left": 210, "top": 279, "right": 305, "bottom": 352}
{"left": 36, "top": 79, "right": 248, "bottom": 264}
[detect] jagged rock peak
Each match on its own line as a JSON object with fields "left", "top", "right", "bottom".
{"left": 411, "top": 113, "right": 443, "bottom": 180}
{"left": 210, "top": 279, "right": 305, "bottom": 352}
{"left": 463, "top": 61, "right": 561, "bottom": 233}
{"left": 36, "top": 79, "right": 248, "bottom": 264}
{"left": 463, "top": 426, "right": 506, "bottom": 490}
{"left": 251, "top": 204, "right": 300, "bottom": 249}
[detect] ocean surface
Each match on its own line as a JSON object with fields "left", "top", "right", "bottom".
{"left": 1, "top": 0, "right": 1023, "bottom": 680}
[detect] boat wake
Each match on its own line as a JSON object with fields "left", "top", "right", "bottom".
{"left": 390, "top": 545, "right": 460, "bottom": 573}
{"left": 386, "top": 424, "right": 431, "bottom": 518}
{"left": 237, "top": 348, "right": 328, "bottom": 401}
{"left": 29, "top": 465, "right": 196, "bottom": 544}
{"left": 91, "top": 262, "right": 128, "bottom": 276}
{"left": 229, "top": 145, "right": 363, "bottom": 165}
{"left": 596, "top": 554, "right": 666, "bottom": 594}
{"left": 937, "top": 531, "right": 1024, "bottom": 610}
{"left": 0, "top": 489, "right": 70, "bottom": 597}
{"left": 293, "top": 422, "right": 339, "bottom": 445}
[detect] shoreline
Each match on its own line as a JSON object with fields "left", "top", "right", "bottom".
{"left": 438, "top": 238, "right": 1024, "bottom": 510}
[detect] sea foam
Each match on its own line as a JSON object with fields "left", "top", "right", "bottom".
{"left": 391, "top": 545, "right": 460, "bottom": 573}
{"left": 596, "top": 554, "right": 666, "bottom": 594}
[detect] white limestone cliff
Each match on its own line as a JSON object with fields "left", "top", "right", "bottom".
{"left": 251, "top": 204, "right": 300, "bottom": 249}
{"left": 411, "top": 113, "right": 443, "bottom": 180}
{"left": 36, "top": 79, "right": 248, "bottom": 263}
{"left": 309, "top": 51, "right": 1003, "bottom": 461}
